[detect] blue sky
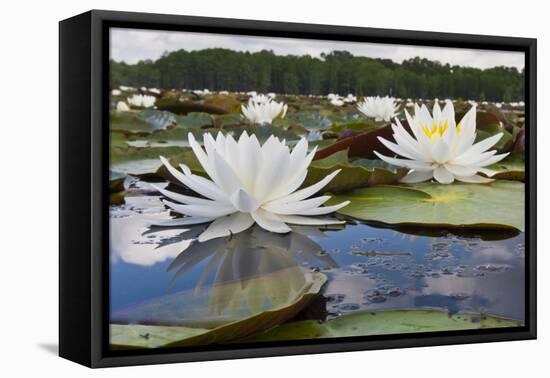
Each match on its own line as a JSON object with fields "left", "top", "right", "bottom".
{"left": 110, "top": 28, "right": 524, "bottom": 70}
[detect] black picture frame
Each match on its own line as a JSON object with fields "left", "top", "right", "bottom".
{"left": 59, "top": 9, "right": 537, "bottom": 368}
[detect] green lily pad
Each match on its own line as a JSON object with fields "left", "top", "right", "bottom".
{"left": 489, "top": 153, "right": 525, "bottom": 181}
{"left": 110, "top": 110, "right": 176, "bottom": 133}
{"left": 155, "top": 147, "right": 207, "bottom": 183}
{"left": 155, "top": 97, "right": 228, "bottom": 115}
{"left": 325, "top": 180, "right": 524, "bottom": 231}
{"left": 110, "top": 271, "right": 327, "bottom": 349}
{"left": 303, "top": 150, "right": 405, "bottom": 193}
{"left": 111, "top": 324, "right": 209, "bottom": 349}
{"left": 329, "top": 120, "right": 377, "bottom": 133}
{"left": 236, "top": 310, "right": 524, "bottom": 343}
{"left": 204, "top": 94, "right": 242, "bottom": 113}
{"left": 315, "top": 124, "right": 394, "bottom": 160}
{"left": 176, "top": 112, "right": 212, "bottom": 128}
{"left": 211, "top": 113, "right": 244, "bottom": 128}
{"left": 475, "top": 124, "right": 513, "bottom": 152}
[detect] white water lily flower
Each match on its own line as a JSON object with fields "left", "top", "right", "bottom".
{"left": 116, "top": 101, "right": 130, "bottom": 112}
{"left": 249, "top": 93, "right": 273, "bottom": 105}
{"left": 127, "top": 94, "right": 156, "bottom": 108}
{"left": 344, "top": 94, "right": 357, "bottom": 103}
{"left": 194, "top": 88, "right": 211, "bottom": 96}
{"left": 375, "top": 100, "right": 509, "bottom": 184}
{"left": 150, "top": 132, "right": 350, "bottom": 242}
{"left": 357, "top": 96, "right": 399, "bottom": 122}
{"left": 241, "top": 98, "right": 288, "bottom": 124}
{"left": 330, "top": 98, "right": 344, "bottom": 106}
{"left": 111, "top": 89, "right": 122, "bottom": 96}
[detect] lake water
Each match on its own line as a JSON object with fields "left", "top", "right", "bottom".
{"left": 110, "top": 180, "right": 525, "bottom": 330}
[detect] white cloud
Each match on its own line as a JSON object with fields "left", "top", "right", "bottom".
{"left": 110, "top": 28, "right": 524, "bottom": 70}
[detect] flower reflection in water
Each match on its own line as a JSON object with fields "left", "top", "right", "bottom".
{"left": 111, "top": 224, "right": 339, "bottom": 328}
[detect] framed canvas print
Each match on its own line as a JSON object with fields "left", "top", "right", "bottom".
{"left": 59, "top": 10, "right": 536, "bottom": 368}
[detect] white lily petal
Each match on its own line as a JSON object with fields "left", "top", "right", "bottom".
{"left": 459, "top": 132, "right": 503, "bottom": 158}
{"left": 263, "top": 195, "right": 331, "bottom": 215}
{"left": 455, "top": 174, "right": 494, "bottom": 184}
{"left": 197, "top": 212, "right": 255, "bottom": 242}
{"left": 476, "top": 152, "right": 509, "bottom": 167}
{"left": 478, "top": 167, "right": 498, "bottom": 177}
{"left": 374, "top": 151, "right": 433, "bottom": 171}
{"left": 210, "top": 151, "right": 243, "bottom": 195}
{"left": 159, "top": 156, "right": 228, "bottom": 202}
{"left": 255, "top": 140, "right": 290, "bottom": 201}
{"left": 188, "top": 133, "right": 214, "bottom": 177}
{"left": 150, "top": 184, "right": 216, "bottom": 205}
{"left": 230, "top": 189, "right": 259, "bottom": 213}
{"left": 163, "top": 200, "right": 236, "bottom": 218}
{"left": 399, "top": 169, "right": 434, "bottom": 183}
{"left": 444, "top": 164, "right": 479, "bottom": 177}
{"left": 294, "top": 201, "right": 351, "bottom": 216}
{"left": 433, "top": 166, "right": 455, "bottom": 184}
{"left": 451, "top": 150, "right": 497, "bottom": 166}
{"left": 144, "top": 216, "right": 214, "bottom": 227}
{"left": 269, "top": 168, "right": 341, "bottom": 205}
{"left": 279, "top": 214, "right": 345, "bottom": 226}
{"left": 431, "top": 140, "right": 450, "bottom": 163}
{"left": 378, "top": 136, "right": 416, "bottom": 160}
{"left": 251, "top": 208, "right": 292, "bottom": 233}
{"left": 391, "top": 121, "right": 429, "bottom": 161}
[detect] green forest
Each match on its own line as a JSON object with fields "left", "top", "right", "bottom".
{"left": 110, "top": 49, "right": 524, "bottom": 101}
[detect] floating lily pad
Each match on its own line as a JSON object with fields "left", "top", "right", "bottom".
{"left": 236, "top": 309, "right": 524, "bottom": 343}
{"left": 156, "top": 97, "right": 228, "bottom": 115}
{"left": 325, "top": 181, "right": 524, "bottom": 231}
{"left": 303, "top": 150, "right": 405, "bottom": 193}
{"left": 176, "top": 112, "right": 213, "bottom": 128}
{"left": 204, "top": 94, "right": 242, "bottom": 113}
{"left": 110, "top": 110, "right": 176, "bottom": 133}
{"left": 110, "top": 271, "right": 327, "bottom": 349}
{"left": 111, "top": 324, "right": 208, "bottom": 349}
{"left": 314, "top": 124, "right": 395, "bottom": 160}
{"left": 489, "top": 153, "right": 525, "bottom": 181}
{"left": 475, "top": 123, "right": 513, "bottom": 152}
{"left": 109, "top": 171, "right": 126, "bottom": 193}
{"left": 329, "top": 120, "right": 377, "bottom": 133}
{"left": 210, "top": 113, "right": 244, "bottom": 128}
{"left": 154, "top": 147, "right": 207, "bottom": 183}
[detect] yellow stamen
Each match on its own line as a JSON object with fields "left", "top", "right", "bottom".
{"left": 421, "top": 120, "right": 451, "bottom": 141}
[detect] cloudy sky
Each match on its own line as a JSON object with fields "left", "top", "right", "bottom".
{"left": 110, "top": 28, "right": 524, "bottom": 70}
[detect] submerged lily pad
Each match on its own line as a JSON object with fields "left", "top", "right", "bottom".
{"left": 236, "top": 309, "right": 524, "bottom": 343}
{"left": 325, "top": 181, "right": 524, "bottom": 231}
{"left": 110, "top": 270, "right": 327, "bottom": 349}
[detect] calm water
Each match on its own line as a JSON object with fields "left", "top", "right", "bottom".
{"left": 110, "top": 181, "right": 525, "bottom": 328}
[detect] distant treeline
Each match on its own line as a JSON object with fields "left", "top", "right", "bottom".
{"left": 110, "top": 49, "right": 524, "bottom": 101}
